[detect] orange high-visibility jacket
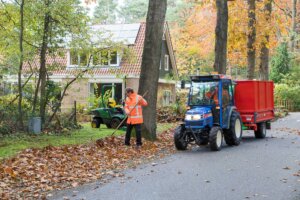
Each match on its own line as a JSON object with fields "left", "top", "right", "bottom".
{"left": 205, "top": 88, "right": 229, "bottom": 106}
{"left": 206, "top": 88, "right": 219, "bottom": 105}
{"left": 124, "top": 92, "right": 148, "bottom": 124}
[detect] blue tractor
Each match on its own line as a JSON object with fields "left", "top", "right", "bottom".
{"left": 174, "top": 75, "right": 243, "bottom": 151}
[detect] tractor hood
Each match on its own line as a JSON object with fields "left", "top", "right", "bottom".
{"left": 186, "top": 107, "right": 211, "bottom": 116}
{"left": 185, "top": 106, "right": 213, "bottom": 129}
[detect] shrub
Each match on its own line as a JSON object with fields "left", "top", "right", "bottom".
{"left": 0, "top": 95, "right": 32, "bottom": 134}
{"left": 274, "top": 84, "right": 300, "bottom": 111}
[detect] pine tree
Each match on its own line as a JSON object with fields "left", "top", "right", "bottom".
{"left": 93, "top": 0, "right": 118, "bottom": 24}
{"left": 270, "top": 43, "right": 291, "bottom": 83}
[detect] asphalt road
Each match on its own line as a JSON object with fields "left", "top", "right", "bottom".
{"left": 51, "top": 113, "right": 300, "bottom": 200}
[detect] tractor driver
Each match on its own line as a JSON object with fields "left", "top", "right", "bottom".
{"left": 206, "top": 85, "right": 219, "bottom": 105}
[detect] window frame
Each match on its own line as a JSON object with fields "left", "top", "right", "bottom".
{"left": 68, "top": 49, "right": 119, "bottom": 68}
{"left": 162, "top": 90, "right": 172, "bottom": 106}
{"left": 164, "top": 54, "right": 169, "bottom": 71}
{"left": 92, "top": 50, "right": 119, "bottom": 67}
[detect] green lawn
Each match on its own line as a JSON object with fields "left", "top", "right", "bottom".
{"left": 0, "top": 123, "right": 176, "bottom": 160}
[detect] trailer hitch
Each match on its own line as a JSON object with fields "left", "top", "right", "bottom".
{"left": 187, "top": 126, "right": 202, "bottom": 146}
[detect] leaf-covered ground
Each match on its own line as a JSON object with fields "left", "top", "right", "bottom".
{"left": 0, "top": 128, "right": 176, "bottom": 199}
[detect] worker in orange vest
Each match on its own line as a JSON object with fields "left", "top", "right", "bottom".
{"left": 206, "top": 86, "right": 219, "bottom": 105}
{"left": 124, "top": 88, "right": 148, "bottom": 147}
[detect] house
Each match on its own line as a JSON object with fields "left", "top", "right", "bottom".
{"left": 4, "top": 22, "right": 178, "bottom": 111}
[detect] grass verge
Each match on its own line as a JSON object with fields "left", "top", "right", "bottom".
{"left": 0, "top": 122, "right": 176, "bottom": 159}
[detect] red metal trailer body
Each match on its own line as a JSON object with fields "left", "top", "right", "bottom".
{"left": 234, "top": 80, "right": 274, "bottom": 130}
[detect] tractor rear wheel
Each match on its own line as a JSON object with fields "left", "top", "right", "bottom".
{"left": 209, "top": 126, "right": 223, "bottom": 151}
{"left": 110, "top": 118, "right": 121, "bottom": 129}
{"left": 174, "top": 126, "right": 188, "bottom": 150}
{"left": 106, "top": 124, "right": 112, "bottom": 128}
{"left": 91, "top": 118, "right": 101, "bottom": 128}
{"left": 255, "top": 122, "right": 266, "bottom": 138}
{"left": 224, "top": 111, "right": 243, "bottom": 146}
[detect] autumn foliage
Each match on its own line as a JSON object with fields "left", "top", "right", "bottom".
{"left": 173, "top": 0, "right": 291, "bottom": 77}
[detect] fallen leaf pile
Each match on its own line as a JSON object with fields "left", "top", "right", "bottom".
{"left": 0, "top": 128, "right": 176, "bottom": 199}
{"left": 276, "top": 128, "right": 300, "bottom": 135}
{"left": 157, "top": 107, "right": 184, "bottom": 123}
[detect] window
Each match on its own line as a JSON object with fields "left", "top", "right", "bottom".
{"left": 159, "top": 59, "right": 162, "bottom": 70}
{"left": 70, "top": 50, "right": 79, "bottom": 65}
{"left": 89, "top": 82, "right": 123, "bottom": 107}
{"left": 70, "top": 50, "right": 89, "bottom": 66}
{"left": 162, "top": 90, "right": 171, "bottom": 106}
{"left": 164, "top": 55, "right": 169, "bottom": 71}
{"left": 92, "top": 50, "right": 118, "bottom": 66}
{"left": 79, "top": 53, "right": 88, "bottom": 66}
{"left": 162, "top": 33, "right": 166, "bottom": 40}
{"left": 69, "top": 49, "right": 118, "bottom": 67}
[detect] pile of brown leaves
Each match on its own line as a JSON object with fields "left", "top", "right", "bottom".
{"left": 157, "top": 107, "right": 184, "bottom": 123}
{"left": 0, "top": 129, "right": 176, "bottom": 199}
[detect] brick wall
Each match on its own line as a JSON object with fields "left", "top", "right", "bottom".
{"left": 125, "top": 78, "right": 139, "bottom": 93}
{"left": 61, "top": 78, "right": 89, "bottom": 112}
{"left": 60, "top": 77, "right": 176, "bottom": 112}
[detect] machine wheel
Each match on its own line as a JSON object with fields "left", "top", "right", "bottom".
{"left": 106, "top": 124, "right": 112, "bottom": 128}
{"left": 91, "top": 118, "right": 101, "bottom": 128}
{"left": 174, "top": 126, "right": 188, "bottom": 150}
{"left": 199, "top": 140, "right": 209, "bottom": 145}
{"left": 209, "top": 126, "right": 223, "bottom": 151}
{"left": 110, "top": 118, "right": 121, "bottom": 129}
{"left": 224, "top": 111, "right": 243, "bottom": 146}
{"left": 255, "top": 122, "right": 266, "bottom": 138}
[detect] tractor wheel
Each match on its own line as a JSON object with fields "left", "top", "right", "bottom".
{"left": 209, "top": 126, "right": 223, "bottom": 151}
{"left": 255, "top": 122, "right": 266, "bottom": 138}
{"left": 110, "top": 118, "right": 121, "bottom": 129}
{"left": 224, "top": 111, "right": 243, "bottom": 146}
{"left": 91, "top": 118, "right": 101, "bottom": 128}
{"left": 174, "top": 126, "right": 188, "bottom": 150}
{"left": 199, "top": 140, "right": 209, "bottom": 145}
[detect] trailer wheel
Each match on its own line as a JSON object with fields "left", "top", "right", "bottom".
{"left": 255, "top": 122, "right": 266, "bottom": 138}
{"left": 209, "top": 126, "right": 223, "bottom": 151}
{"left": 224, "top": 111, "right": 243, "bottom": 146}
{"left": 174, "top": 126, "right": 188, "bottom": 150}
{"left": 91, "top": 118, "right": 101, "bottom": 128}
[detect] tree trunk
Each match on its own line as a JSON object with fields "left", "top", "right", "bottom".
{"left": 39, "top": 3, "right": 51, "bottom": 125}
{"left": 138, "top": 0, "right": 167, "bottom": 141}
{"left": 259, "top": 0, "right": 272, "bottom": 80}
{"left": 291, "top": 0, "right": 297, "bottom": 51}
{"left": 247, "top": 0, "right": 256, "bottom": 80}
{"left": 214, "top": 0, "right": 228, "bottom": 74}
{"left": 17, "top": 0, "right": 25, "bottom": 130}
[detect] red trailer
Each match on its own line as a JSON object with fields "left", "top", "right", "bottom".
{"left": 234, "top": 80, "right": 274, "bottom": 138}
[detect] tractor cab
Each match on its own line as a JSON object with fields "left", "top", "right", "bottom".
{"left": 176, "top": 74, "right": 242, "bottom": 151}
{"left": 186, "top": 75, "right": 235, "bottom": 129}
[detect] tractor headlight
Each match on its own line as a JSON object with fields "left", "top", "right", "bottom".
{"left": 185, "top": 114, "right": 202, "bottom": 121}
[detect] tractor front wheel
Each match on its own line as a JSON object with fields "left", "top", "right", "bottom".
{"left": 91, "top": 118, "right": 101, "bottom": 128}
{"left": 209, "top": 126, "right": 223, "bottom": 151}
{"left": 174, "top": 126, "right": 188, "bottom": 150}
{"left": 255, "top": 122, "right": 266, "bottom": 138}
{"left": 224, "top": 111, "right": 242, "bottom": 146}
